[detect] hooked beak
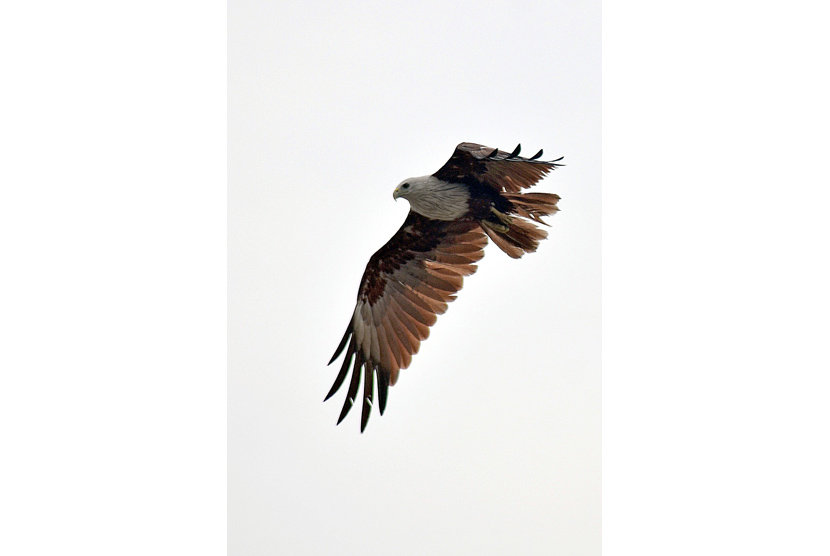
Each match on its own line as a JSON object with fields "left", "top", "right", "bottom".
{"left": 393, "top": 188, "right": 400, "bottom": 200}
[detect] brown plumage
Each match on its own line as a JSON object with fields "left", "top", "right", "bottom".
{"left": 327, "top": 142, "right": 563, "bottom": 431}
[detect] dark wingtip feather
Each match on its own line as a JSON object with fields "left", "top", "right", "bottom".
{"left": 336, "top": 397, "right": 354, "bottom": 425}
{"left": 487, "top": 147, "right": 500, "bottom": 158}
{"left": 377, "top": 371, "right": 389, "bottom": 415}
{"left": 336, "top": 351, "right": 363, "bottom": 424}
{"left": 530, "top": 148, "right": 543, "bottom": 160}
{"left": 323, "top": 384, "right": 340, "bottom": 402}
{"left": 360, "top": 364, "right": 374, "bottom": 433}
{"left": 324, "top": 338, "right": 355, "bottom": 401}
{"left": 328, "top": 322, "right": 353, "bottom": 365}
{"left": 508, "top": 144, "right": 521, "bottom": 158}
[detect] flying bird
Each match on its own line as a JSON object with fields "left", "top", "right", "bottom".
{"left": 326, "top": 142, "right": 563, "bottom": 431}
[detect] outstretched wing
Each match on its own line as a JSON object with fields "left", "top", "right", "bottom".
{"left": 326, "top": 211, "right": 488, "bottom": 432}
{"left": 432, "top": 142, "right": 564, "bottom": 193}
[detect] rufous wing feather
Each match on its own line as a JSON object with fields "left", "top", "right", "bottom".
{"left": 326, "top": 211, "right": 487, "bottom": 431}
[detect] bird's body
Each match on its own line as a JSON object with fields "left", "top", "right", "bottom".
{"left": 327, "top": 142, "right": 563, "bottom": 431}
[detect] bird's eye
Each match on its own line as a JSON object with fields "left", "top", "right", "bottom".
{"left": 402, "top": 183, "right": 409, "bottom": 189}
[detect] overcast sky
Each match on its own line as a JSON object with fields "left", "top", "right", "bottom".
{"left": 229, "top": 1, "right": 600, "bottom": 554}
{"left": 3, "top": 2, "right": 828, "bottom": 555}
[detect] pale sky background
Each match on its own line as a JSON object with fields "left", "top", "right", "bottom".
{"left": 2, "top": 2, "right": 828, "bottom": 555}
{"left": 229, "top": 1, "right": 600, "bottom": 554}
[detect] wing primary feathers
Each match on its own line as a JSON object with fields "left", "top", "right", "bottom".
{"left": 360, "top": 363, "right": 374, "bottom": 432}
{"left": 377, "top": 370, "right": 389, "bottom": 415}
{"left": 325, "top": 337, "right": 355, "bottom": 401}
{"left": 328, "top": 321, "right": 353, "bottom": 365}
{"left": 530, "top": 149, "right": 543, "bottom": 160}
{"left": 337, "top": 350, "right": 363, "bottom": 425}
{"left": 433, "top": 142, "right": 563, "bottom": 192}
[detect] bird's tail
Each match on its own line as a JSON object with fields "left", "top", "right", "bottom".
{"left": 480, "top": 192, "right": 560, "bottom": 259}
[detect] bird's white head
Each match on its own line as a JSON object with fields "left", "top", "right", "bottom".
{"left": 393, "top": 176, "right": 430, "bottom": 201}
{"left": 391, "top": 175, "right": 470, "bottom": 221}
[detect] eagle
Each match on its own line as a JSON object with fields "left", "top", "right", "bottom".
{"left": 326, "top": 142, "right": 563, "bottom": 431}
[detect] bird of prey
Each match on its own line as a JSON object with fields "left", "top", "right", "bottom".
{"left": 326, "top": 142, "right": 563, "bottom": 431}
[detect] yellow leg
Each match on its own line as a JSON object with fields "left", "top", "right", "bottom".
{"left": 487, "top": 206, "right": 512, "bottom": 233}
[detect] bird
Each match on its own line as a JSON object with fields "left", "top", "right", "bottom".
{"left": 326, "top": 142, "right": 563, "bottom": 431}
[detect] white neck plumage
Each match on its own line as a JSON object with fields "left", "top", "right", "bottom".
{"left": 393, "top": 176, "right": 470, "bottom": 221}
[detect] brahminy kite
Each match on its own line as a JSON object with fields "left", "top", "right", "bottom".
{"left": 326, "top": 142, "right": 563, "bottom": 431}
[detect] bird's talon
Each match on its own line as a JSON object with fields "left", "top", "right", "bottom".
{"left": 489, "top": 206, "right": 513, "bottom": 230}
